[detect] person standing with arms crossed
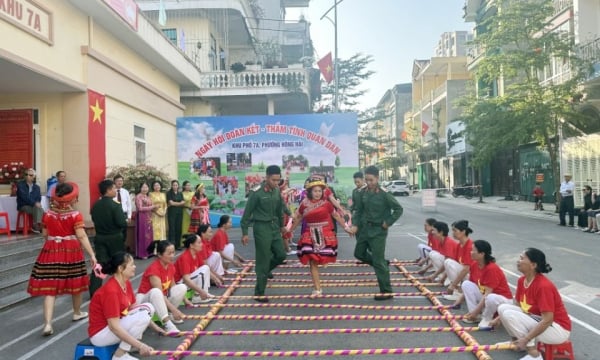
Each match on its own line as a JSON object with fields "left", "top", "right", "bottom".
{"left": 241, "top": 165, "right": 287, "bottom": 303}
{"left": 558, "top": 173, "right": 575, "bottom": 227}
{"left": 351, "top": 166, "right": 403, "bottom": 300}
{"left": 90, "top": 179, "right": 128, "bottom": 297}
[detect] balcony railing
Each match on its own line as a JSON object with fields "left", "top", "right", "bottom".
{"left": 199, "top": 68, "right": 308, "bottom": 92}
{"left": 553, "top": 0, "right": 573, "bottom": 16}
{"left": 577, "top": 37, "right": 600, "bottom": 64}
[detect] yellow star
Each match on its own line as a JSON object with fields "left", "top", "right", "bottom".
{"left": 90, "top": 100, "right": 103, "bottom": 124}
{"left": 519, "top": 294, "right": 532, "bottom": 313}
{"left": 163, "top": 280, "right": 171, "bottom": 292}
{"left": 326, "top": 64, "right": 332, "bottom": 74}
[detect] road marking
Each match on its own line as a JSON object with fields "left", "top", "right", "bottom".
{"left": 556, "top": 247, "right": 591, "bottom": 257}
{"left": 498, "top": 231, "right": 515, "bottom": 237}
{"left": 406, "top": 232, "right": 426, "bottom": 244}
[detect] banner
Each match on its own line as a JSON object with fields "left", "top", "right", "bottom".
{"left": 88, "top": 89, "right": 106, "bottom": 205}
{"left": 177, "top": 113, "right": 358, "bottom": 219}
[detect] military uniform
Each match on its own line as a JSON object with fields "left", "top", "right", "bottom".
{"left": 241, "top": 182, "right": 287, "bottom": 296}
{"left": 89, "top": 196, "right": 128, "bottom": 296}
{"left": 353, "top": 186, "right": 403, "bottom": 294}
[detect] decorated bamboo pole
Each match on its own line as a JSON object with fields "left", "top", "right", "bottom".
{"left": 228, "top": 282, "right": 439, "bottom": 288}
{"left": 152, "top": 343, "right": 516, "bottom": 357}
{"left": 236, "top": 271, "right": 422, "bottom": 277}
{"left": 190, "top": 303, "right": 455, "bottom": 311}
{"left": 277, "top": 260, "right": 417, "bottom": 268}
{"left": 180, "top": 314, "right": 467, "bottom": 321}
{"left": 225, "top": 291, "right": 442, "bottom": 301}
{"left": 168, "top": 325, "right": 487, "bottom": 336}
{"left": 234, "top": 277, "right": 417, "bottom": 284}
{"left": 397, "top": 264, "right": 492, "bottom": 360}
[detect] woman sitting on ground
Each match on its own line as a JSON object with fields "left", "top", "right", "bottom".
{"left": 416, "top": 218, "right": 437, "bottom": 267}
{"left": 582, "top": 186, "right": 600, "bottom": 232}
{"left": 136, "top": 240, "right": 187, "bottom": 334}
{"left": 442, "top": 220, "right": 474, "bottom": 301}
{"left": 196, "top": 224, "right": 226, "bottom": 286}
{"left": 174, "top": 233, "right": 218, "bottom": 305}
{"left": 492, "top": 248, "right": 571, "bottom": 360}
{"left": 459, "top": 240, "right": 512, "bottom": 329}
{"left": 211, "top": 214, "right": 246, "bottom": 269}
{"left": 425, "top": 221, "right": 459, "bottom": 284}
{"left": 89, "top": 252, "right": 159, "bottom": 360}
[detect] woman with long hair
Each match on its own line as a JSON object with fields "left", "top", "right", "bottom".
{"left": 189, "top": 183, "right": 209, "bottom": 233}
{"left": 136, "top": 240, "right": 187, "bottom": 334}
{"left": 416, "top": 217, "right": 437, "bottom": 267}
{"left": 181, "top": 181, "right": 194, "bottom": 238}
{"left": 288, "top": 179, "right": 351, "bottom": 298}
{"left": 211, "top": 215, "right": 246, "bottom": 268}
{"left": 175, "top": 234, "right": 218, "bottom": 304}
{"left": 493, "top": 248, "right": 571, "bottom": 360}
{"left": 196, "top": 224, "right": 225, "bottom": 287}
{"left": 134, "top": 182, "right": 154, "bottom": 259}
{"left": 166, "top": 180, "right": 185, "bottom": 249}
{"left": 149, "top": 181, "right": 167, "bottom": 242}
{"left": 28, "top": 182, "right": 97, "bottom": 336}
{"left": 442, "top": 220, "right": 474, "bottom": 301}
{"left": 460, "top": 240, "right": 512, "bottom": 329}
{"left": 89, "top": 252, "right": 158, "bottom": 360}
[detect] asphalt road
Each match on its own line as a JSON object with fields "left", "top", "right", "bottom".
{"left": 0, "top": 194, "right": 597, "bottom": 360}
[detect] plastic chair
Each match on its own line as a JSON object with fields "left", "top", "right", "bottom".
{"left": 73, "top": 338, "right": 118, "bottom": 360}
{"left": 16, "top": 211, "right": 32, "bottom": 235}
{"left": 0, "top": 212, "right": 10, "bottom": 237}
{"left": 537, "top": 340, "right": 575, "bottom": 360}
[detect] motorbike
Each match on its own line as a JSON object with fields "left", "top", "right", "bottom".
{"left": 452, "top": 183, "right": 474, "bottom": 199}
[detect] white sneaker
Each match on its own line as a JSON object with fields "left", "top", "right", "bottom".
{"left": 169, "top": 314, "right": 184, "bottom": 324}
{"left": 442, "top": 293, "right": 459, "bottom": 301}
{"left": 443, "top": 278, "right": 451, "bottom": 286}
{"left": 287, "top": 250, "right": 297, "bottom": 256}
{"left": 519, "top": 354, "right": 543, "bottom": 360}
{"left": 478, "top": 319, "right": 492, "bottom": 329}
{"left": 310, "top": 290, "right": 322, "bottom": 298}
{"left": 192, "top": 296, "right": 216, "bottom": 304}
{"left": 112, "top": 353, "right": 139, "bottom": 360}
{"left": 72, "top": 311, "right": 88, "bottom": 321}
{"left": 163, "top": 321, "right": 180, "bottom": 333}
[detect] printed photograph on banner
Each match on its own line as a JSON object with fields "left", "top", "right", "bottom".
{"left": 177, "top": 113, "right": 359, "bottom": 223}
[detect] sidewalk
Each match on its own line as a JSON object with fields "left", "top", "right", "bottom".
{"left": 413, "top": 191, "right": 559, "bottom": 222}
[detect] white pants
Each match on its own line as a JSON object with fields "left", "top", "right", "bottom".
{"left": 417, "top": 244, "right": 431, "bottom": 260}
{"left": 428, "top": 251, "right": 445, "bottom": 272}
{"left": 90, "top": 303, "right": 154, "bottom": 352}
{"left": 444, "top": 258, "right": 468, "bottom": 285}
{"left": 135, "top": 285, "right": 186, "bottom": 321}
{"left": 206, "top": 252, "right": 225, "bottom": 276}
{"left": 222, "top": 243, "right": 235, "bottom": 262}
{"left": 498, "top": 303, "right": 570, "bottom": 347}
{"left": 462, "top": 281, "right": 512, "bottom": 320}
{"left": 178, "top": 264, "right": 211, "bottom": 294}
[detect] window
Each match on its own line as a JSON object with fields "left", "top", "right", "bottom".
{"left": 134, "top": 125, "right": 146, "bottom": 165}
{"left": 162, "top": 28, "right": 177, "bottom": 45}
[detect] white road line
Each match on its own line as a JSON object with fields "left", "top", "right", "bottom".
{"left": 406, "top": 232, "right": 426, "bottom": 244}
{"left": 556, "top": 247, "right": 592, "bottom": 257}
{"left": 498, "top": 231, "right": 515, "bottom": 237}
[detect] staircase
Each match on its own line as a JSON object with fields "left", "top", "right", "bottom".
{"left": 0, "top": 235, "right": 44, "bottom": 310}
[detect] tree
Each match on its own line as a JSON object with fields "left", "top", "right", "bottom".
{"left": 335, "top": 155, "right": 341, "bottom": 167}
{"left": 316, "top": 53, "right": 375, "bottom": 113}
{"left": 460, "top": 0, "right": 591, "bottom": 195}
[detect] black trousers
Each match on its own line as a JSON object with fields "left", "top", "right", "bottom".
{"left": 559, "top": 196, "right": 575, "bottom": 226}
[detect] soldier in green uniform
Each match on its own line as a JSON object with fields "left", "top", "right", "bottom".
{"left": 351, "top": 171, "right": 366, "bottom": 213}
{"left": 351, "top": 166, "right": 403, "bottom": 300}
{"left": 89, "top": 179, "right": 128, "bottom": 297}
{"left": 241, "top": 165, "right": 288, "bottom": 302}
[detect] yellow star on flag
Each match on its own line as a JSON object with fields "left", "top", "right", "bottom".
{"left": 90, "top": 100, "right": 103, "bottom": 124}
{"left": 326, "top": 64, "right": 332, "bottom": 74}
{"left": 519, "top": 294, "right": 532, "bottom": 313}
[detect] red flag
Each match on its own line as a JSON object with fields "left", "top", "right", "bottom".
{"left": 317, "top": 52, "right": 334, "bottom": 84}
{"left": 88, "top": 89, "right": 106, "bottom": 206}
{"left": 400, "top": 130, "right": 407, "bottom": 141}
{"left": 421, "top": 122, "right": 429, "bottom": 136}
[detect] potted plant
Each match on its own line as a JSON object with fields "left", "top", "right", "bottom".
{"left": 230, "top": 62, "right": 246, "bottom": 73}
{"left": 244, "top": 60, "right": 261, "bottom": 71}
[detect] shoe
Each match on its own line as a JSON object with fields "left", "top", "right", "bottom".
{"left": 310, "top": 290, "right": 322, "bottom": 298}
{"left": 225, "top": 269, "right": 238, "bottom": 275}
{"left": 443, "top": 278, "right": 451, "bottom": 286}
{"left": 478, "top": 319, "right": 492, "bottom": 330}
{"left": 374, "top": 294, "right": 393, "bottom": 301}
{"left": 461, "top": 316, "right": 480, "bottom": 324}
{"left": 170, "top": 314, "right": 184, "bottom": 324}
{"left": 286, "top": 250, "right": 297, "bottom": 256}
{"left": 72, "top": 311, "right": 88, "bottom": 321}
{"left": 253, "top": 296, "right": 269, "bottom": 303}
{"left": 192, "top": 296, "right": 217, "bottom": 304}
{"left": 289, "top": 241, "right": 297, "bottom": 246}
{"left": 442, "top": 293, "right": 460, "bottom": 301}
{"left": 112, "top": 353, "right": 139, "bottom": 360}
{"left": 42, "top": 324, "right": 53, "bottom": 336}
{"left": 31, "top": 227, "right": 41, "bottom": 234}
{"left": 557, "top": 223, "right": 566, "bottom": 226}
{"left": 267, "top": 273, "right": 274, "bottom": 279}
{"left": 163, "top": 321, "right": 180, "bottom": 333}
{"left": 582, "top": 228, "right": 591, "bottom": 232}
{"left": 568, "top": 224, "right": 574, "bottom": 227}
{"left": 519, "top": 354, "right": 543, "bottom": 360}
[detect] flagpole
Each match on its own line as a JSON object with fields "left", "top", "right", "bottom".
{"left": 320, "top": 0, "right": 345, "bottom": 113}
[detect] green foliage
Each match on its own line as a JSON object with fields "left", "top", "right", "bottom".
{"left": 106, "top": 164, "right": 172, "bottom": 193}
{"left": 230, "top": 62, "right": 246, "bottom": 73}
{"left": 460, "top": 0, "right": 591, "bottom": 177}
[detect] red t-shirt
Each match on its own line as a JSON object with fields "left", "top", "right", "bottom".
{"left": 468, "top": 261, "right": 481, "bottom": 283}
{"left": 88, "top": 277, "right": 135, "bottom": 337}
{"left": 174, "top": 249, "right": 204, "bottom": 283}
{"left": 479, "top": 262, "right": 512, "bottom": 299}
{"left": 439, "top": 236, "right": 459, "bottom": 260}
{"left": 201, "top": 238, "right": 213, "bottom": 259}
{"left": 210, "top": 228, "right": 229, "bottom": 252}
{"left": 515, "top": 274, "right": 571, "bottom": 331}
{"left": 427, "top": 232, "right": 440, "bottom": 252}
{"left": 454, "top": 238, "right": 473, "bottom": 265}
{"left": 137, "top": 260, "right": 175, "bottom": 296}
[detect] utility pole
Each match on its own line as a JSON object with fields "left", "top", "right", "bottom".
{"left": 320, "top": 0, "right": 345, "bottom": 112}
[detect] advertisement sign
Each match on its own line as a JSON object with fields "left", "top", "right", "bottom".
{"left": 446, "top": 120, "right": 468, "bottom": 156}
{"left": 177, "top": 113, "right": 358, "bottom": 220}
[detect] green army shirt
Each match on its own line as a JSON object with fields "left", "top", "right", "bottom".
{"left": 241, "top": 182, "right": 286, "bottom": 236}
{"left": 354, "top": 186, "right": 403, "bottom": 228}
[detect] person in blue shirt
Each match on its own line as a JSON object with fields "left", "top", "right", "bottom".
{"left": 16, "top": 168, "right": 44, "bottom": 233}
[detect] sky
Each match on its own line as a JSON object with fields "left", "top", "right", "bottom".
{"left": 287, "top": 0, "right": 473, "bottom": 110}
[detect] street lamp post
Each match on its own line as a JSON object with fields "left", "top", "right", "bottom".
{"left": 320, "top": 0, "right": 345, "bottom": 112}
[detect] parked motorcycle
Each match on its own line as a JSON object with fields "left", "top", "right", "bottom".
{"left": 452, "top": 183, "right": 474, "bottom": 199}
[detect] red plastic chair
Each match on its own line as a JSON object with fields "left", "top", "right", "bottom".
{"left": 16, "top": 212, "right": 32, "bottom": 235}
{"left": 537, "top": 340, "right": 575, "bottom": 360}
{"left": 0, "top": 212, "right": 10, "bottom": 238}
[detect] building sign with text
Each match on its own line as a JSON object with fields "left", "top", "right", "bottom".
{"left": 0, "top": 0, "right": 53, "bottom": 44}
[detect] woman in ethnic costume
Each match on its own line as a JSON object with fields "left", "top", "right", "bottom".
{"left": 149, "top": 181, "right": 167, "bottom": 242}
{"left": 288, "top": 179, "right": 351, "bottom": 298}
{"left": 134, "top": 182, "right": 154, "bottom": 259}
{"left": 188, "top": 183, "right": 209, "bottom": 233}
{"left": 27, "top": 182, "right": 97, "bottom": 336}
{"left": 180, "top": 181, "right": 194, "bottom": 238}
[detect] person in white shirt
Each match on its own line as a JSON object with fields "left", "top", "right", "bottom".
{"left": 114, "top": 175, "right": 132, "bottom": 242}
{"left": 558, "top": 173, "right": 575, "bottom": 227}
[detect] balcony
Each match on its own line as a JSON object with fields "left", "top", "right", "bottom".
{"left": 553, "top": 0, "right": 573, "bottom": 16}
{"left": 577, "top": 37, "right": 600, "bottom": 82}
